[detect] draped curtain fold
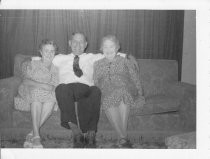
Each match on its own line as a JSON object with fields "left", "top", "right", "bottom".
{"left": 0, "top": 10, "right": 184, "bottom": 79}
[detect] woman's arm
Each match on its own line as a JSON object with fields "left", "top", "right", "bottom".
{"left": 21, "top": 59, "right": 54, "bottom": 91}
{"left": 93, "top": 61, "right": 100, "bottom": 87}
{"left": 125, "top": 56, "right": 143, "bottom": 96}
{"left": 49, "top": 65, "right": 59, "bottom": 87}
{"left": 126, "top": 54, "right": 140, "bottom": 73}
{"left": 21, "top": 60, "right": 33, "bottom": 79}
{"left": 23, "top": 79, "right": 54, "bottom": 91}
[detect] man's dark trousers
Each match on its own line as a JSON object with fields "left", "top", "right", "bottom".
{"left": 55, "top": 83, "right": 101, "bottom": 133}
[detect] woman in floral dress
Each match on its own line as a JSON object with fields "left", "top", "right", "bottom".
{"left": 93, "top": 35, "right": 145, "bottom": 148}
{"left": 16, "top": 39, "right": 59, "bottom": 148}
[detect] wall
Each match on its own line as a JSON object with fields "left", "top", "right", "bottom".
{"left": 181, "top": 10, "right": 196, "bottom": 85}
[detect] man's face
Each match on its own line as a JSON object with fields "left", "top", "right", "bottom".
{"left": 70, "top": 34, "right": 87, "bottom": 55}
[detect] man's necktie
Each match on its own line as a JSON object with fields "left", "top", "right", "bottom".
{"left": 73, "top": 55, "right": 83, "bottom": 77}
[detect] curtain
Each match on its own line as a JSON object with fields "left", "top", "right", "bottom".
{"left": 0, "top": 10, "right": 184, "bottom": 79}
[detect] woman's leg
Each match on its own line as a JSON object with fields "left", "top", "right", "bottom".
{"left": 31, "top": 102, "right": 42, "bottom": 137}
{"left": 117, "top": 100, "right": 133, "bottom": 148}
{"left": 30, "top": 102, "right": 54, "bottom": 148}
{"left": 119, "top": 100, "right": 130, "bottom": 138}
{"left": 39, "top": 102, "right": 55, "bottom": 128}
{"left": 105, "top": 106, "right": 125, "bottom": 139}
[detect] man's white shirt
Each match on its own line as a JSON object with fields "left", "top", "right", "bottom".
{"left": 53, "top": 52, "right": 126, "bottom": 86}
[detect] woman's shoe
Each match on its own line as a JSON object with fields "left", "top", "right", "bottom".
{"left": 118, "top": 138, "right": 133, "bottom": 148}
{"left": 23, "top": 131, "right": 33, "bottom": 148}
{"left": 31, "top": 136, "right": 43, "bottom": 148}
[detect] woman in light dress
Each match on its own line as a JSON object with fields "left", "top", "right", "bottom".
{"left": 16, "top": 39, "right": 59, "bottom": 148}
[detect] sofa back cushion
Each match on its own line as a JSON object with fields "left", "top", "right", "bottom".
{"left": 137, "top": 59, "right": 178, "bottom": 97}
{"left": 14, "top": 54, "right": 178, "bottom": 97}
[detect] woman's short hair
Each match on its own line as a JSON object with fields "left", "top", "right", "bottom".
{"left": 100, "top": 35, "right": 120, "bottom": 52}
{"left": 39, "top": 39, "right": 59, "bottom": 53}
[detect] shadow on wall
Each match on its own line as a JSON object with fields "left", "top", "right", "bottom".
{"left": 181, "top": 10, "right": 196, "bottom": 85}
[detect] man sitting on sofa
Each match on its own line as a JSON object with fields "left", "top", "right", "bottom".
{"left": 53, "top": 32, "right": 140, "bottom": 148}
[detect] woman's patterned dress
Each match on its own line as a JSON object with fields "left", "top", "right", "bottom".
{"left": 93, "top": 55, "right": 143, "bottom": 110}
{"left": 15, "top": 59, "right": 58, "bottom": 111}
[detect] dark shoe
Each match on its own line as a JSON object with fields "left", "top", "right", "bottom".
{"left": 68, "top": 122, "right": 85, "bottom": 148}
{"left": 110, "top": 143, "right": 120, "bottom": 148}
{"left": 73, "top": 133, "right": 85, "bottom": 148}
{"left": 85, "top": 131, "right": 96, "bottom": 148}
{"left": 118, "top": 138, "right": 133, "bottom": 148}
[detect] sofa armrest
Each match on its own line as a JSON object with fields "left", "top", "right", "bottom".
{"left": 0, "top": 76, "right": 22, "bottom": 127}
{"left": 164, "top": 82, "right": 196, "bottom": 131}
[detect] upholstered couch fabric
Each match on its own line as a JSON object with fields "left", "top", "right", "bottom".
{"left": 165, "top": 132, "right": 196, "bottom": 149}
{"left": 0, "top": 54, "right": 196, "bottom": 137}
{"left": 138, "top": 59, "right": 178, "bottom": 97}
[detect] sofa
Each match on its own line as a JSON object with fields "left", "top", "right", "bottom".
{"left": 165, "top": 131, "right": 196, "bottom": 149}
{"left": 0, "top": 54, "right": 196, "bottom": 142}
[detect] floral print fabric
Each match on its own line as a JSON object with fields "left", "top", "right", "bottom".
{"left": 16, "top": 59, "right": 58, "bottom": 110}
{"left": 93, "top": 55, "right": 144, "bottom": 110}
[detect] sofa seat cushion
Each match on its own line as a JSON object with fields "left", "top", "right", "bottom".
{"left": 131, "top": 94, "right": 180, "bottom": 116}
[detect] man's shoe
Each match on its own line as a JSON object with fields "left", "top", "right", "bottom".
{"left": 85, "top": 131, "right": 96, "bottom": 148}
{"left": 68, "top": 122, "right": 85, "bottom": 148}
{"left": 73, "top": 133, "right": 85, "bottom": 148}
{"left": 118, "top": 138, "right": 133, "bottom": 148}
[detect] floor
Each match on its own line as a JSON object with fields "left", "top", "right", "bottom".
{"left": 0, "top": 135, "right": 167, "bottom": 149}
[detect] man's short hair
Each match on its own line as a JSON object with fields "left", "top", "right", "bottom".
{"left": 71, "top": 32, "right": 87, "bottom": 42}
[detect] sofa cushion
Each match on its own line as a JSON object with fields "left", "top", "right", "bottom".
{"left": 137, "top": 59, "right": 178, "bottom": 97}
{"left": 0, "top": 77, "right": 22, "bottom": 127}
{"left": 131, "top": 94, "right": 180, "bottom": 116}
{"left": 165, "top": 132, "right": 196, "bottom": 149}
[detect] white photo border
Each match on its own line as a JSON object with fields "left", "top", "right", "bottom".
{"left": 0, "top": 0, "right": 210, "bottom": 159}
